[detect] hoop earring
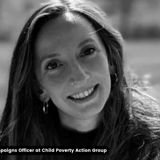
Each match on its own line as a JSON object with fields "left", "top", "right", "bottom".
{"left": 43, "top": 101, "right": 49, "bottom": 114}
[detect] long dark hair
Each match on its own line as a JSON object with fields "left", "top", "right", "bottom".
{"left": 0, "top": 0, "right": 160, "bottom": 160}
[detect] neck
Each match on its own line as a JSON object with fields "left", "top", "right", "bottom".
{"left": 58, "top": 111, "right": 101, "bottom": 132}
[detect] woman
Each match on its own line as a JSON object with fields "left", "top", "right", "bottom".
{"left": 0, "top": 0, "right": 160, "bottom": 160}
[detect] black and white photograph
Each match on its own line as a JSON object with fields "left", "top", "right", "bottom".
{"left": 0, "top": 0, "right": 160, "bottom": 160}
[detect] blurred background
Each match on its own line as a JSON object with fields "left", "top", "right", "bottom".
{"left": 0, "top": 0, "right": 160, "bottom": 117}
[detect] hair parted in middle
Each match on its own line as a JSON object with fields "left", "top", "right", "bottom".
{"left": 1, "top": 1, "right": 160, "bottom": 160}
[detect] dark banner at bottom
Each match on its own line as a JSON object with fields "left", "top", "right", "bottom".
{"left": 0, "top": 147, "right": 108, "bottom": 155}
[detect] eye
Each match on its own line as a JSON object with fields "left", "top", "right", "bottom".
{"left": 45, "top": 60, "right": 63, "bottom": 71}
{"left": 80, "top": 47, "right": 96, "bottom": 57}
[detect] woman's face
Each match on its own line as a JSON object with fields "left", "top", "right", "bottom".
{"left": 35, "top": 14, "right": 111, "bottom": 120}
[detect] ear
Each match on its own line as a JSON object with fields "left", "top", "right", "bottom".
{"left": 32, "top": 80, "right": 50, "bottom": 102}
{"left": 39, "top": 89, "right": 50, "bottom": 102}
{"left": 109, "top": 64, "right": 115, "bottom": 74}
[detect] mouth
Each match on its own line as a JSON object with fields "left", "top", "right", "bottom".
{"left": 67, "top": 84, "right": 99, "bottom": 102}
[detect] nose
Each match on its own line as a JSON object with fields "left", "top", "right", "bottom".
{"left": 69, "top": 62, "right": 90, "bottom": 87}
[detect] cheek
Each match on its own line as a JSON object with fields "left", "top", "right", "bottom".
{"left": 44, "top": 67, "right": 71, "bottom": 87}
{"left": 87, "top": 54, "right": 111, "bottom": 95}
{"left": 85, "top": 54, "right": 110, "bottom": 75}
{"left": 41, "top": 67, "right": 72, "bottom": 101}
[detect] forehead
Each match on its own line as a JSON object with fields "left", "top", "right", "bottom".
{"left": 34, "top": 13, "right": 100, "bottom": 53}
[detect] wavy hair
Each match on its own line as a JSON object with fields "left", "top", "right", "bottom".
{"left": 0, "top": 0, "right": 160, "bottom": 160}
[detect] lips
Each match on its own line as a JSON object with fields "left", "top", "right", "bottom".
{"left": 67, "top": 84, "right": 99, "bottom": 101}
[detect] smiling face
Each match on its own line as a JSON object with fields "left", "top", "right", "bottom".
{"left": 34, "top": 13, "right": 111, "bottom": 121}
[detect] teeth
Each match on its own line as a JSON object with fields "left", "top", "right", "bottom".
{"left": 84, "top": 91, "right": 89, "bottom": 96}
{"left": 71, "top": 87, "right": 94, "bottom": 100}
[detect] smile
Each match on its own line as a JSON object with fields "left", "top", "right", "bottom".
{"left": 68, "top": 84, "right": 99, "bottom": 101}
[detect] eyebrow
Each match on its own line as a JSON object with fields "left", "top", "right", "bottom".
{"left": 39, "top": 38, "right": 96, "bottom": 63}
{"left": 40, "top": 53, "right": 60, "bottom": 64}
{"left": 78, "top": 38, "right": 96, "bottom": 48}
